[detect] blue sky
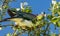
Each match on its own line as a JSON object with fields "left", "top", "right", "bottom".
{"left": 0, "top": 0, "right": 60, "bottom": 36}
{"left": 9, "top": 0, "right": 51, "bottom": 14}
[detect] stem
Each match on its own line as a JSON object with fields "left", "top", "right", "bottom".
{"left": 12, "top": 29, "right": 17, "bottom": 36}
{"left": 43, "top": 23, "right": 50, "bottom": 36}
{"left": 33, "top": 28, "right": 40, "bottom": 36}
{"left": 28, "top": 31, "right": 31, "bottom": 36}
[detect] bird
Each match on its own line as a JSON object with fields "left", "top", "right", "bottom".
{"left": 7, "top": 9, "right": 46, "bottom": 23}
{"left": 0, "top": 17, "right": 34, "bottom": 30}
{"left": 0, "top": 13, "right": 45, "bottom": 30}
{"left": 0, "top": 9, "right": 45, "bottom": 30}
{"left": 7, "top": 9, "right": 36, "bottom": 22}
{"left": 0, "top": 9, "right": 45, "bottom": 24}
{"left": 1, "top": 8, "right": 45, "bottom": 23}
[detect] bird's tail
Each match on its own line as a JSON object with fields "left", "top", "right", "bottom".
{"left": 0, "top": 18, "right": 11, "bottom": 22}
{"left": 7, "top": 9, "right": 16, "bottom": 17}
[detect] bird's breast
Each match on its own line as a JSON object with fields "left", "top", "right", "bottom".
{"left": 10, "top": 18, "right": 34, "bottom": 27}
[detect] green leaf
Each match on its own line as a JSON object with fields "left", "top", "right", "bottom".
{"left": 3, "top": 5, "right": 8, "bottom": 9}
{"left": 51, "top": 17, "right": 59, "bottom": 24}
{"left": 57, "top": 21, "right": 60, "bottom": 27}
{"left": 47, "top": 14, "right": 53, "bottom": 20}
{"left": 51, "top": 16, "right": 60, "bottom": 25}
{"left": 24, "top": 6, "right": 32, "bottom": 13}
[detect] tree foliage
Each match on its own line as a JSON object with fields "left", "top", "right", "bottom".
{"left": 0, "top": 0, "right": 60, "bottom": 36}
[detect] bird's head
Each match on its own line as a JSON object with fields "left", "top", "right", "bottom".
{"left": 36, "top": 12, "right": 46, "bottom": 21}
{"left": 36, "top": 14, "right": 44, "bottom": 21}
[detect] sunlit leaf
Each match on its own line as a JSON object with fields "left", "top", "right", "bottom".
{"left": 51, "top": 33, "right": 56, "bottom": 36}
{"left": 51, "top": 18, "right": 58, "bottom": 23}
{"left": 51, "top": 16, "right": 60, "bottom": 24}
{"left": 6, "top": 33, "right": 11, "bottom": 36}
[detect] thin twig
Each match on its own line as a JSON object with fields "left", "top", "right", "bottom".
{"left": 0, "top": 24, "right": 14, "bottom": 27}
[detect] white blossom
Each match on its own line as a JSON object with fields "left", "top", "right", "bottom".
{"left": 57, "top": 6, "right": 59, "bottom": 8}
{"left": 0, "top": 27, "right": 2, "bottom": 30}
{"left": 20, "top": 2, "right": 28, "bottom": 9}
{"left": 16, "top": 8, "right": 20, "bottom": 11}
{"left": 52, "top": 0, "right": 56, "bottom": 4}
{"left": 20, "top": 2, "right": 24, "bottom": 9}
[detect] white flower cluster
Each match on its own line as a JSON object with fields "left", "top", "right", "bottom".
{"left": 15, "top": 2, "right": 28, "bottom": 11}
{"left": 20, "top": 2, "right": 28, "bottom": 9}
{"left": 0, "top": 27, "right": 2, "bottom": 30}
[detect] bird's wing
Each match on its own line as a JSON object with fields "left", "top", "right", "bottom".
{"left": 7, "top": 9, "right": 37, "bottom": 20}
{"left": 19, "top": 12, "right": 36, "bottom": 19}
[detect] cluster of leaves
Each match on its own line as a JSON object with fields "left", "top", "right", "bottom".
{"left": 22, "top": 6, "right": 32, "bottom": 13}
{"left": 48, "top": 0, "right": 60, "bottom": 27}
